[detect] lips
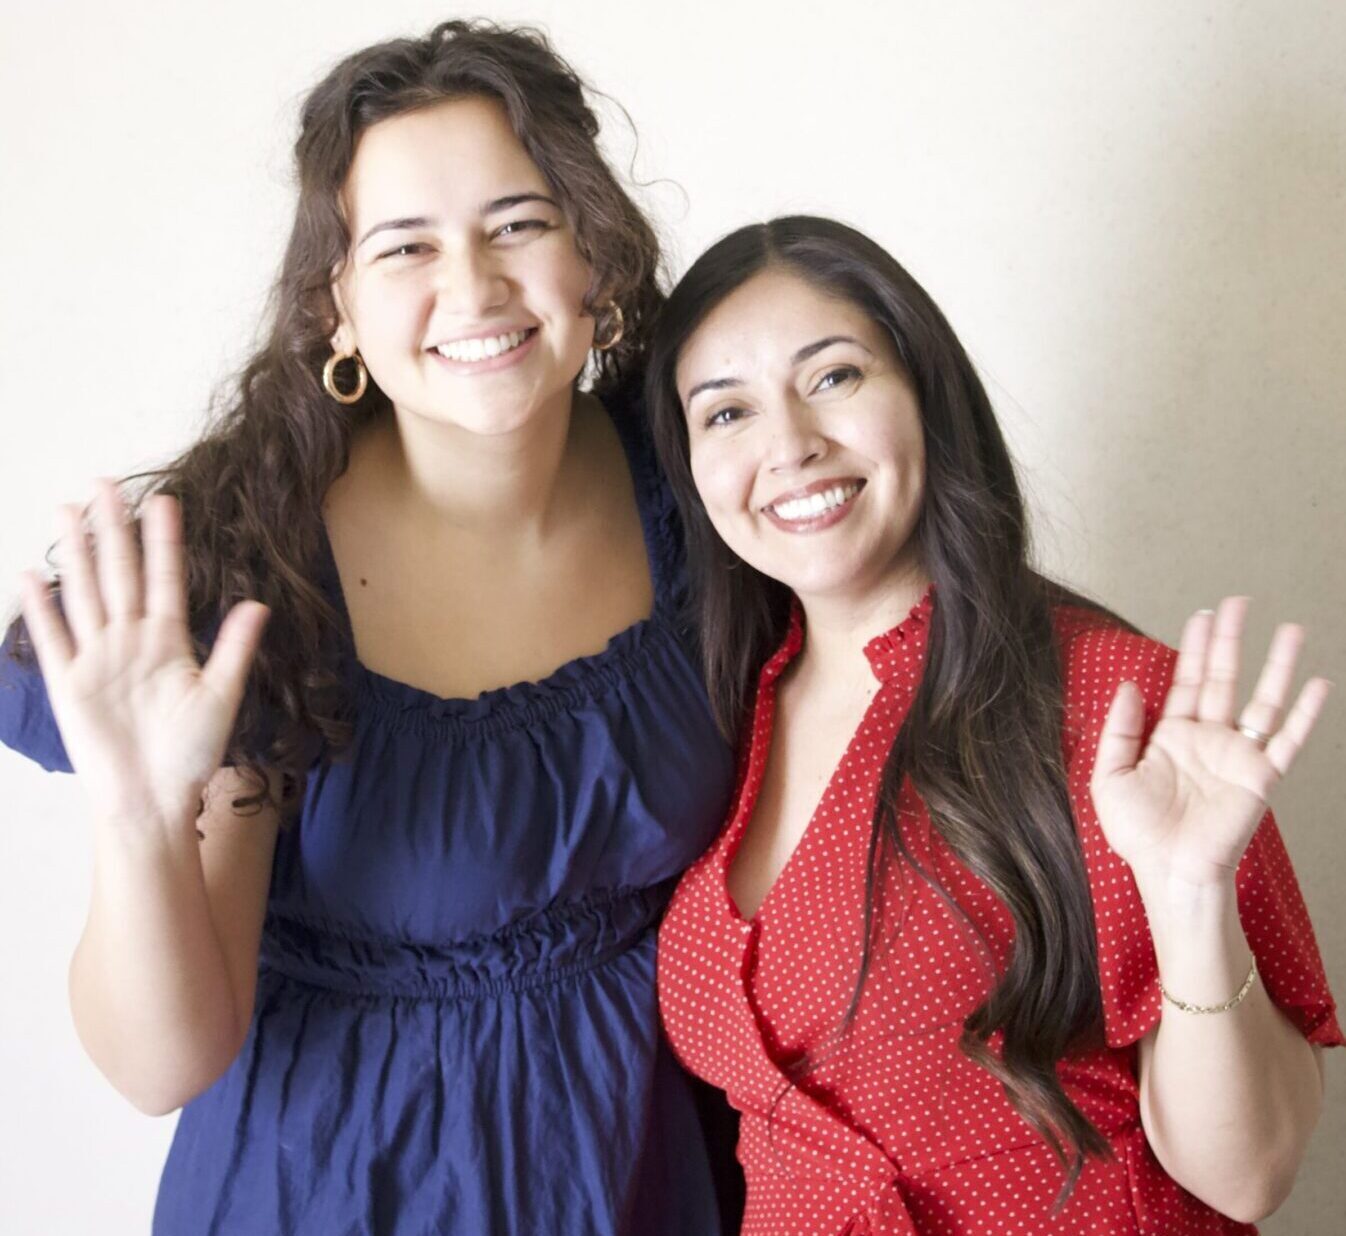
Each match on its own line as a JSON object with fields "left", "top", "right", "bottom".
{"left": 758, "top": 477, "right": 866, "bottom": 535}
{"left": 763, "top": 478, "right": 865, "bottom": 521}
{"left": 429, "top": 327, "right": 537, "bottom": 364}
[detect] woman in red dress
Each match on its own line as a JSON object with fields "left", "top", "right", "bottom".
{"left": 645, "top": 217, "right": 1340, "bottom": 1234}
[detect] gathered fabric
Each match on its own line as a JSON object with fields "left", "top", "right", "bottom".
{"left": 1, "top": 396, "right": 739, "bottom": 1235}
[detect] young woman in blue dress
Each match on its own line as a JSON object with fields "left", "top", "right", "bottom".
{"left": 1, "top": 21, "right": 739, "bottom": 1234}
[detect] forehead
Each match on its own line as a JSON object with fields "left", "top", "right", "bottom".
{"left": 344, "top": 95, "right": 549, "bottom": 228}
{"left": 677, "top": 268, "right": 882, "bottom": 388}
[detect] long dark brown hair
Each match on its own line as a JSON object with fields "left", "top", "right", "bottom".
{"left": 645, "top": 216, "right": 1134, "bottom": 1201}
{"left": 6, "top": 20, "right": 665, "bottom": 812}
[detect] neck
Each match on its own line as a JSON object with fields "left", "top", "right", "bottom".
{"left": 373, "top": 387, "right": 587, "bottom": 535}
{"left": 796, "top": 559, "right": 930, "bottom": 685}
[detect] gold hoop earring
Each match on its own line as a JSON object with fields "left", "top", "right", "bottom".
{"left": 593, "top": 303, "right": 625, "bottom": 353}
{"left": 322, "top": 351, "right": 368, "bottom": 404}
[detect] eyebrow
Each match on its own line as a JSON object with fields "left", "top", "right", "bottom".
{"left": 357, "top": 216, "right": 433, "bottom": 248}
{"left": 684, "top": 335, "right": 872, "bottom": 407}
{"left": 483, "top": 191, "right": 558, "bottom": 215}
{"left": 794, "top": 334, "right": 868, "bottom": 363}
{"left": 355, "top": 192, "right": 559, "bottom": 249}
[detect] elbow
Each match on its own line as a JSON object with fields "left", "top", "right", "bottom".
{"left": 1149, "top": 1129, "right": 1308, "bottom": 1224}
{"left": 1213, "top": 1171, "right": 1295, "bottom": 1226}
{"left": 108, "top": 1039, "right": 241, "bottom": 1117}
{"left": 1189, "top": 1142, "right": 1307, "bottom": 1225}
{"left": 1218, "top": 1068, "right": 1327, "bottom": 1223}
{"left": 70, "top": 998, "right": 247, "bottom": 1118}
{"left": 121, "top": 1084, "right": 189, "bottom": 1119}
{"left": 68, "top": 954, "right": 248, "bottom": 1118}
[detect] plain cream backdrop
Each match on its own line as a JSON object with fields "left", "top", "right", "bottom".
{"left": 1, "top": 1, "right": 1341, "bottom": 1231}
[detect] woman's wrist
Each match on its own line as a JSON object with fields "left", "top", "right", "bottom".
{"left": 91, "top": 794, "right": 203, "bottom": 849}
{"left": 1131, "top": 863, "right": 1238, "bottom": 916}
{"left": 1132, "top": 870, "right": 1255, "bottom": 1010}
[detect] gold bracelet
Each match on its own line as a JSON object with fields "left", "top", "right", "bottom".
{"left": 1159, "top": 958, "right": 1258, "bottom": 1015}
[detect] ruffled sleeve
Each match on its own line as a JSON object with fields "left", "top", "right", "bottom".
{"left": 0, "top": 621, "right": 72, "bottom": 773}
{"left": 1058, "top": 612, "right": 1343, "bottom": 1050}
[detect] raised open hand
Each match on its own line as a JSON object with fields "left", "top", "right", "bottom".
{"left": 1091, "top": 597, "right": 1331, "bottom": 890}
{"left": 17, "top": 481, "right": 269, "bottom": 826}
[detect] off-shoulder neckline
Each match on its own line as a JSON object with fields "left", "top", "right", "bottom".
{"left": 316, "top": 394, "right": 682, "bottom": 729}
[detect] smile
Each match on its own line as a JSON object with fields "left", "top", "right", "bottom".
{"left": 432, "top": 328, "right": 537, "bottom": 364}
{"left": 764, "top": 480, "right": 864, "bottom": 526}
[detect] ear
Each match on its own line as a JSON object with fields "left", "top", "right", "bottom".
{"left": 329, "top": 272, "right": 357, "bottom": 356}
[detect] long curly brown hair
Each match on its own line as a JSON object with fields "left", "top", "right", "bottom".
{"left": 5, "top": 20, "right": 666, "bottom": 815}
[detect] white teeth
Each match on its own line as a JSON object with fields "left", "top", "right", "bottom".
{"left": 434, "top": 330, "right": 530, "bottom": 363}
{"left": 769, "top": 482, "right": 861, "bottom": 522}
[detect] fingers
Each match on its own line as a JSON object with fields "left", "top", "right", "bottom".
{"left": 1172, "top": 598, "right": 1328, "bottom": 783}
{"left": 1264, "top": 678, "right": 1332, "bottom": 778}
{"left": 50, "top": 482, "right": 148, "bottom": 642}
{"left": 1094, "top": 680, "right": 1146, "bottom": 783}
{"left": 91, "top": 479, "right": 143, "bottom": 622}
{"left": 1162, "top": 608, "right": 1214, "bottom": 720}
{"left": 40, "top": 483, "right": 167, "bottom": 649}
{"left": 141, "top": 494, "right": 188, "bottom": 624}
{"left": 200, "top": 601, "right": 270, "bottom": 712}
{"left": 1196, "top": 596, "right": 1249, "bottom": 725}
{"left": 54, "top": 502, "right": 106, "bottom": 642}
{"left": 1238, "top": 623, "right": 1303, "bottom": 741}
{"left": 16, "top": 570, "right": 74, "bottom": 674}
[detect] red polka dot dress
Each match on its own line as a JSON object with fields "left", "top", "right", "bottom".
{"left": 657, "top": 594, "right": 1342, "bottom": 1235}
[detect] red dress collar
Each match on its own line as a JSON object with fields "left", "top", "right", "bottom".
{"left": 764, "top": 586, "right": 936, "bottom": 690}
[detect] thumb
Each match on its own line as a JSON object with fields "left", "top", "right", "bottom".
{"left": 200, "top": 601, "right": 270, "bottom": 712}
{"left": 1094, "top": 680, "right": 1146, "bottom": 784}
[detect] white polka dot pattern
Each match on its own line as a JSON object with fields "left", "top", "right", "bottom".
{"left": 657, "top": 595, "right": 1342, "bottom": 1235}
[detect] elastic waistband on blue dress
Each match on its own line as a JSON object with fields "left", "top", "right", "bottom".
{"left": 258, "top": 881, "right": 675, "bottom": 1001}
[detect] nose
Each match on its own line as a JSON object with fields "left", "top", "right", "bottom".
{"left": 432, "top": 241, "right": 509, "bottom": 317}
{"left": 767, "top": 396, "right": 828, "bottom": 472}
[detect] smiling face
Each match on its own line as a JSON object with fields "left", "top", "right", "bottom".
{"left": 676, "top": 267, "right": 927, "bottom": 608}
{"left": 332, "top": 95, "right": 596, "bottom": 435}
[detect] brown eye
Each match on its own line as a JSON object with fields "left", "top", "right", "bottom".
{"left": 704, "top": 405, "right": 748, "bottom": 430}
{"left": 493, "top": 219, "right": 550, "bottom": 241}
{"left": 813, "top": 365, "right": 861, "bottom": 393}
{"left": 378, "top": 242, "right": 431, "bottom": 260}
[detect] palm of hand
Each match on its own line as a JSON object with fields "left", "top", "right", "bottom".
{"left": 1094, "top": 714, "right": 1272, "bottom": 886}
{"left": 1089, "top": 598, "right": 1328, "bottom": 891}
{"left": 17, "top": 484, "right": 268, "bottom": 825}
{"left": 53, "top": 617, "right": 233, "bottom": 817}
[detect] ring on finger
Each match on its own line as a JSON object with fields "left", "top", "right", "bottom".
{"left": 1237, "top": 723, "right": 1274, "bottom": 746}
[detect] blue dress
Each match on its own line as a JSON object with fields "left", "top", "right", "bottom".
{"left": 0, "top": 398, "right": 739, "bottom": 1235}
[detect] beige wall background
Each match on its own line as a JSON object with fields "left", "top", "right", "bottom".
{"left": 1, "top": 1, "right": 1341, "bottom": 1231}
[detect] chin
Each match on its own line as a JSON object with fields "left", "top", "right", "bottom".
{"left": 753, "top": 560, "right": 861, "bottom": 598}
{"left": 417, "top": 390, "right": 561, "bottom": 436}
